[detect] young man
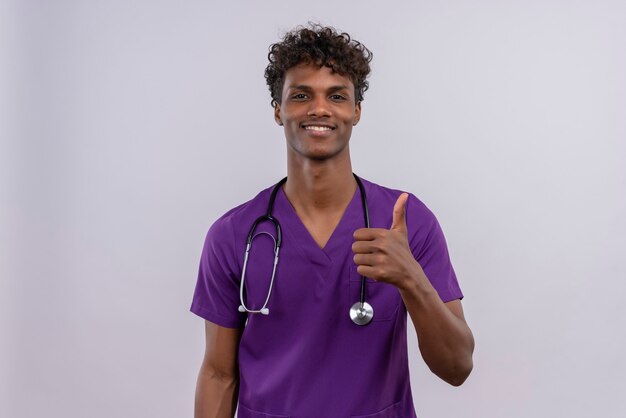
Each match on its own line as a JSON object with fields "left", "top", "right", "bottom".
{"left": 191, "top": 24, "right": 474, "bottom": 418}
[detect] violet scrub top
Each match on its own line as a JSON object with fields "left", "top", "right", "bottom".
{"left": 190, "top": 177, "right": 463, "bottom": 418}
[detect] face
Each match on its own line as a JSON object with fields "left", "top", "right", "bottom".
{"left": 274, "top": 63, "right": 361, "bottom": 162}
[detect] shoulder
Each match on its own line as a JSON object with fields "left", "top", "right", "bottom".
{"left": 204, "top": 183, "right": 277, "bottom": 243}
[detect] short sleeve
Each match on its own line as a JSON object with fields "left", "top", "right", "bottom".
{"left": 406, "top": 194, "right": 463, "bottom": 302}
{"left": 190, "top": 217, "right": 247, "bottom": 328}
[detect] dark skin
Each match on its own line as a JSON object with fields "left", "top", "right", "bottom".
{"left": 274, "top": 63, "right": 361, "bottom": 249}
{"left": 195, "top": 323, "right": 241, "bottom": 418}
{"left": 194, "top": 63, "right": 474, "bottom": 418}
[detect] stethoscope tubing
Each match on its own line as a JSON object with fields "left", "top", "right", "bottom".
{"left": 238, "top": 178, "right": 285, "bottom": 315}
{"left": 238, "top": 174, "right": 373, "bottom": 325}
{"left": 355, "top": 174, "right": 370, "bottom": 307}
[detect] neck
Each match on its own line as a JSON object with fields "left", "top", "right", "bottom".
{"left": 283, "top": 155, "right": 357, "bottom": 213}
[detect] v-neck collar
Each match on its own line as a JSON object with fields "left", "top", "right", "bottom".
{"left": 275, "top": 183, "right": 363, "bottom": 268}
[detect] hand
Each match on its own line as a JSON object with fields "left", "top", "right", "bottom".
{"left": 352, "top": 193, "right": 425, "bottom": 290}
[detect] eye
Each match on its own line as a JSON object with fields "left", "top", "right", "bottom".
{"left": 291, "top": 93, "right": 309, "bottom": 100}
{"left": 330, "top": 94, "right": 347, "bottom": 101}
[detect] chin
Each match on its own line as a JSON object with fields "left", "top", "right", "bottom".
{"left": 306, "top": 145, "right": 346, "bottom": 160}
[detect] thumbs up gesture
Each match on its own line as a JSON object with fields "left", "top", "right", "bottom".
{"left": 352, "top": 193, "right": 425, "bottom": 290}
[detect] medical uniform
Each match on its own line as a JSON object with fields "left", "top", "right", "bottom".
{"left": 190, "top": 177, "right": 463, "bottom": 418}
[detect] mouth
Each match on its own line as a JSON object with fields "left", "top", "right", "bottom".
{"left": 301, "top": 123, "right": 336, "bottom": 135}
{"left": 304, "top": 125, "right": 333, "bottom": 131}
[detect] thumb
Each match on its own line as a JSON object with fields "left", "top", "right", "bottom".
{"left": 391, "top": 193, "right": 409, "bottom": 233}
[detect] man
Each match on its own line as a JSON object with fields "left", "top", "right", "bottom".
{"left": 191, "top": 24, "right": 474, "bottom": 418}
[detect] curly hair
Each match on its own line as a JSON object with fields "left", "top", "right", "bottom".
{"left": 264, "top": 24, "right": 373, "bottom": 107}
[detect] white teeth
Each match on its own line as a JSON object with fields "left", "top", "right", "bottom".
{"left": 305, "top": 125, "right": 332, "bottom": 131}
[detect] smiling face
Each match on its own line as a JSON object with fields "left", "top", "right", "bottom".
{"left": 274, "top": 63, "right": 361, "bottom": 163}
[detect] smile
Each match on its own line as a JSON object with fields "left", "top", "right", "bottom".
{"left": 303, "top": 125, "right": 335, "bottom": 131}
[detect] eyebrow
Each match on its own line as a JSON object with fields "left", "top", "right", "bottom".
{"left": 287, "top": 84, "right": 351, "bottom": 93}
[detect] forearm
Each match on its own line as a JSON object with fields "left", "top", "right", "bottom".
{"left": 351, "top": 203, "right": 474, "bottom": 385}
{"left": 399, "top": 275, "right": 474, "bottom": 386}
{"left": 194, "top": 363, "right": 239, "bottom": 418}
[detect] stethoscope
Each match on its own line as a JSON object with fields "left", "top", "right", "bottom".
{"left": 238, "top": 173, "right": 374, "bottom": 325}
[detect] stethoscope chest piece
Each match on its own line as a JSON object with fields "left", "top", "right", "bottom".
{"left": 349, "top": 301, "right": 374, "bottom": 326}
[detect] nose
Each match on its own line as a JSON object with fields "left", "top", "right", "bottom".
{"left": 306, "top": 96, "right": 331, "bottom": 117}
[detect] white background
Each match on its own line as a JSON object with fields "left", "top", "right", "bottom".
{"left": 2, "top": 1, "right": 625, "bottom": 417}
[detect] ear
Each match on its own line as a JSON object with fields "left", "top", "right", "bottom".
{"left": 274, "top": 102, "right": 283, "bottom": 126}
{"left": 353, "top": 101, "right": 362, "bottom": 126}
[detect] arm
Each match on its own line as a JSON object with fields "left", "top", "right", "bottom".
{"left": 399, "top": 277, "right": 474, "bottom": 386}
{"left": 195, "top": 321, "right": 243, "bottom": 418}
{"left": 352, "top": 193, "right": 474, "bottom": 386}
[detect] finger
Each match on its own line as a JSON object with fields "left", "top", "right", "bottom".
{"left": 351, "top": 240, "right": 378, "bottom": 254}
{"left": 356, "top": 265, "right": 380, "bottom": 280}
{"left": 353, "top": 253, "right": 381, "bottom": 266}
{"left": 353, "top": 227, "right": 387, "bottom": 241}
{"left": 390, "top": 193, "right": 409, "bottom": 233}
